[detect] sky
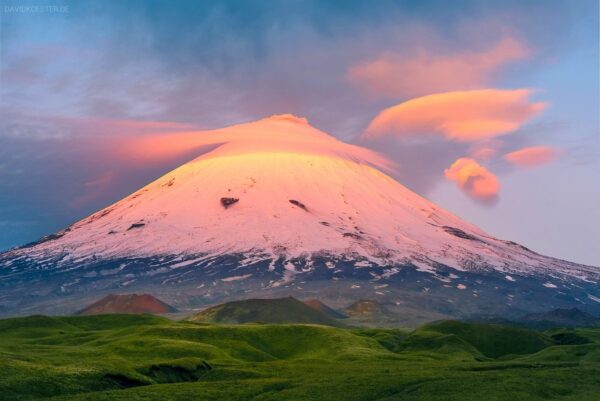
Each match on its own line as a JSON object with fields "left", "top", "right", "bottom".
{"left": 0, "top": 0, "right": 598, "bottom": 265}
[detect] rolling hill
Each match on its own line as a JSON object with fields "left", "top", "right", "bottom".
{"left": 1, "top": 314, "right": 599, "bottom": 400}
{"left": 187, "top": 296, "right": 341, "bottom": 326}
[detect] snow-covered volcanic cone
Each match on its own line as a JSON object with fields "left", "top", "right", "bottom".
{"left": 1, "top": 115, "right": 598, "bottom": 318}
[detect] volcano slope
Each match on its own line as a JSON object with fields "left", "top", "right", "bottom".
{"left": 0, "top": 114, "right": 598, "bottom": 318}
{"left": 1, "top": 314, "right": 599, "bottom": 401}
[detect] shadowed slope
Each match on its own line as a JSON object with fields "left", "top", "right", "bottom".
{"left": 520, "top": 308, "right": 600, "bottom": 328}
{"left": 303, "top": 299, "right": 348, "bottom": 319}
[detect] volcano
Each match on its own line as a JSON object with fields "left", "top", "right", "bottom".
{"left": 1, "top": 115, "right": 598, "bottom": 318}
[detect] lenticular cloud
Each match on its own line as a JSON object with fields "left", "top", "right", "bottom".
{"left": 119, "top": 114, "right": 396, "bottom": 174}
{"left": 363, "top": 89, "right": 546, "bottom": 142}
{"left": 504, "top": 146, "right": 559, "bottom": 168}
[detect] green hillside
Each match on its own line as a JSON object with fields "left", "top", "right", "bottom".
{"left": 0, "top": 314, "right": 599, "bottom": 400}
{"left": 187, "top": 296, "right": 341, "bottom": 326}
{"left": 417, "top": 320, "right": 553, "bottom": 358}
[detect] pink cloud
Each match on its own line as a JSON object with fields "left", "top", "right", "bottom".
{"left": 71, "top": 171, "right": 116, "bottom": 208}
{"left": 444, "top": 157, "right": 500, "bottom": 204}
{"left": 84, "top": 171, "right": 115, "bottom": 187}
{"left": 504, "top": 146, "right": 559, "bottom": 168}
{"left": 68, "top": 117, "right": 194, "bottom": 137}
{"left": 470, "top": 146, "right": 498, "bottom": 161}
{"left": 363, "top": 89, "right": 547, "bottom": 142}
{"left": 115, "top": 114, "right": 397, "bottom": 173}
{"left": 348, "top": 37, "right": 529, "bottom": 99}
{"left": 469, "top": 139, "right": 504, "bottom": 161}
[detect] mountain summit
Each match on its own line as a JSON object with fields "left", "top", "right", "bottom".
{"left": 1, "top": 115, "right": 598, "bottom": 317}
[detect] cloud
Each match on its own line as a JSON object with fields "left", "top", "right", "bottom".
{"left": 504, "top": 145, "right": 559, "bottom": 168}
{"left": 115, "top": 114, "right": 396, "bottom": 174}
{"left": 470, "top": 146, "right": 498, "bottom": 161}
{"left": 363, "top": 89, "right": 547, "bottom": 142}
{"left": 0, "top": 109, "right": 194, "bottom": 141}
{"left": 468, "top": 138, "right": 506, "bottom": 161}
{"left": 348, "top": 37, "right": 529, "bottom": 99}
{"left": 84, "top": 171, "right": 115, "bottom": 188}
{"left": 0, "top": 111, "right": 205, "bottom": 235}
{"left": 444, "top": 158, "right": 500, "bottom": 204}
{"left": 72, "top": 171, "right": 117, "bottom": 208}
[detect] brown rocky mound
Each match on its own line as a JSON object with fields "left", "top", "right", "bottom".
{"left": 76, "top": 293, "right": 177, "bottom": 315}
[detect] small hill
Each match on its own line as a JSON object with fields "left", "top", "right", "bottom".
{"left": 418, "top": 320, "right": 552, "bottom": 359}
{"left": 344, "top": 299, "right": 391, "bottom": 318}
{"left": 520, "top": 308, "right": 600, "bottom": 328}
{"left": 303, "top": 299, "right": 347, "bottom": 319}
{"left": 187, "top": 296, "right": 340, "bottom": 326}
{"left": 76, "top": 294, "right": 177, "bottom": 315}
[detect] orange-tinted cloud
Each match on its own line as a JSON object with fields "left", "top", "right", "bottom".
{"left": 504, "top": 146, "right": 559, "bottom": 168}
{"left": 364, "top": 89, "right": 546, "bottom": 142}
{"left": 116, "top": 114, "right": 396, "bottom": 173}
{"left": 444, "top": 157, "right": 500, "bottom": 204}
{"left": 348, "top": 37, "right": 529, "bottom": 99}
{"left": 114, "top": 130, "right": 218, "bottom": 162}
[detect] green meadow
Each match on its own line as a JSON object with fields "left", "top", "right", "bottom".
{"left": 1, "top": 314, "right": 599, "bottom": 400}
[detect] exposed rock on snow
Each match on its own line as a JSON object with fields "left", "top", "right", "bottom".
{"left": 442, "top": 226, "right": 482, "bottom": 242}
{"left": 289, "top": 199, "right": 308, "bottom": 211}
{"left": 127, "top": 222, "right": 146, "bottom": 230}
{"left": 220, "top": 197, "right": 239, "bottom": 208}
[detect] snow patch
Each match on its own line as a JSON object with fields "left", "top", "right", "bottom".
{"left": 221, "top": 274, "right": 252, "bottom": 282}
{"left": 354, "top": 260, "right": 371, "bottom": 267}
{"left": 170, "top": 257, "right": 204, "bottom": 268}
{"left": 588, "top": 294, "right": 600, "bottom": 303}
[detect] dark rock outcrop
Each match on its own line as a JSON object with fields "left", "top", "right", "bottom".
{"left": 289, "top": 199, "right": 308, "bottom": 211}
{"left": 221, "top": 197, "right": 239, "bottom": 208}
{"left": 127, "top": 222, "right": 146, "bottom": 230}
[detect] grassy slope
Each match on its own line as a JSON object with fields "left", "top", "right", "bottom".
{"left": 187, "top": 297, "right": 340, "bottom": 326}
{"left": 416, "top": 320, "right": 553, "bottom": 358}
{"left": 0, "top": 315, "right": 598, "bottom": 401}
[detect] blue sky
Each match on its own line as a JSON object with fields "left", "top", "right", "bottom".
{"left": 0, "top": 0, "right": 598, "bottom": 265}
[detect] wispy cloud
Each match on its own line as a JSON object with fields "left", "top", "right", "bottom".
{"left": 348, "top": 37, "right": 529, "bottom": 99}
